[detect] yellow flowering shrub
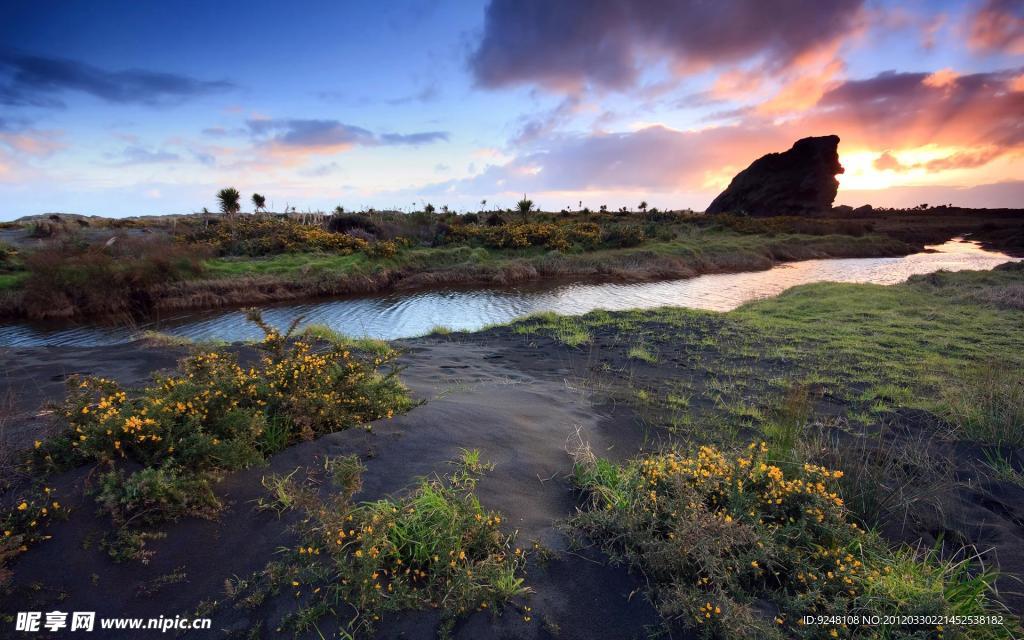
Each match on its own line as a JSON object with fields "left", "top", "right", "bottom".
{"left": 570, "top": 443, "right": 1011, "bottom": 639}
{"left": 32, "top": 312, "right": 412, "bottom": 553}
{"left": 1, "top": 485, "right": 61, "bottom": 581}
{"left": 180, "top": 217, "right": 402, "bottom": 257}
{"left": 448, "top": 222, "right": 571, "bottom": 251}
{"left": 236, "top": 456, "right": 528, "bottom": 637}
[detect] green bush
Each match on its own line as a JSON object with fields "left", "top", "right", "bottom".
{"left": 603, "top": 224, "right": 646, "bottom": 248}
{"left": 95, "top": 465, "right": 220, "bottom": 528}
{"left": 569, "top": 443, "right": 1015, "bottom": 639}
{"left": 34, "top": 311, "right": 413, "bottom": 557}
{"left": 241, "top": 457, "right": 529, "bottom": 637}
{"left": 180, "top": 217, "right": 375, "bottom": 257}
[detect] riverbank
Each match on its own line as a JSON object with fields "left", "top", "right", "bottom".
{"left": 2, "top": 264, "right": 1022, "bottom": 638}
{"left": 2, "top": 236, "right": 1016, "bottom": 348}
{"left": 0, "top": 228, "right": 912, "bottom": 321}
{"left": 3, "top": 208, "right": 1022, "bottom": 322}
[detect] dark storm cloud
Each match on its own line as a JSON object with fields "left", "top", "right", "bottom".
{"left": 247, "top": 119, "right": 448, "bottom": 150}
{"left": 469, "top": 0, "right": 865, "bottom": 91}
{"left": 0, "top": 50, "right": 234, "bottom": 108}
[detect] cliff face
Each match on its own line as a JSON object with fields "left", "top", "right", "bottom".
{"left": 706, "top": 135, "right": 844, "bottom": 216}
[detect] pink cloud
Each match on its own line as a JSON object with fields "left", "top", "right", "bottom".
{"left": 968, "top": 0, "right": 1024, "bottom": 54}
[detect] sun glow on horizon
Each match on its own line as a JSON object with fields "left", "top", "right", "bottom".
{"left": 838, "top": 145, "right": 1008, "bottom": 192}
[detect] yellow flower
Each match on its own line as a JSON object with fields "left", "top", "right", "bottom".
{"left": 17, "top": 502, "right": 28, "bottom": 511}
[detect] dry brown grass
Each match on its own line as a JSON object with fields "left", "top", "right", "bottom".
{"left": 10, "top": 236, "right": 208, "bottom": 319}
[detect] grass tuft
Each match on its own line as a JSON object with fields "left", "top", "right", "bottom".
{"left": 938, "top": 364, "right": 1024, "bottom": 447}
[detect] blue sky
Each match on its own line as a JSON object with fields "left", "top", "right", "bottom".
{"left": 1, "top": 0, "right": 1022, "bottom": 218}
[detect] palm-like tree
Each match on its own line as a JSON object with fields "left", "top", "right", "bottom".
{"left": 516, "top": 195, "right": 533, "bottom": 223}
{"left": 480, "top": 199, "right": 487, "bottom": 212}
{"left": 423, "top": 203, "right": 436, "bottom": 215}
{"left": 252, "top": 193, "right": 266, "bottom": 214}
{"left": 217, "top": 188, "right": 241, "bottom": 216}
{"left": 638, "top": 201, "right": 648, "bottom": 213}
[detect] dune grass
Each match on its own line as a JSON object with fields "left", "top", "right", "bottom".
{"left": 938, "top": 365, "right": 1024, "bottom": 447}
{"left": 299, "top": 323, "right": 393, "bottom": 356}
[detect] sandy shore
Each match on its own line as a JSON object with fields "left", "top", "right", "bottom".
{"left": 2, "top": 322, "right": 1023, "bottom": 638}
{"left": 2, "top": 336, "right": 668, "bottom": 639}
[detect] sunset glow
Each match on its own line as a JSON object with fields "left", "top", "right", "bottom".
{"left": 1, "top": 0, "right": 1023, "bottom": 217}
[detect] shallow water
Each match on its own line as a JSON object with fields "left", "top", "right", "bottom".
{"left": 0, "top": 238, "right": 1018, "bottom": 347}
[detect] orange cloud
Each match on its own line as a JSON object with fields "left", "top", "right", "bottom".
{"left": 757, "top": 58, "right": 845, "bottom": 115}
{"left": 922, "top": 68, "right": 959, "bottom": 90}
{"left": 0, "top": 130, "right": 64, "bottom": 157}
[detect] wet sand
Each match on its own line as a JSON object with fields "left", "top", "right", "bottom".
{"left": 2, "top": 327, "right": 1023, "bottom": 638}
{"left": 1, "top": 337, "right": 668, "bottom": 639}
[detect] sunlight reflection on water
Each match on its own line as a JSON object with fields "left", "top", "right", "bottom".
{"left": 0, "top": 238, "right": 1018, "bottom": 347}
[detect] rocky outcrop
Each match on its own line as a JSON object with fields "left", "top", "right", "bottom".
{"left": 706, "top": 135, "right": 844, "bottom": 216}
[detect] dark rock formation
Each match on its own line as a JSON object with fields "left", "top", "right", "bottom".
{"left": 706, "top": 135, "right": 844, "bottom": 216}
{"left": 852, "top": 204, "right": 874, "bottom": 215}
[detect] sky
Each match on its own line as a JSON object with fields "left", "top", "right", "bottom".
{"left": 1, "top": 0, "right": 1022, "bottom": 219}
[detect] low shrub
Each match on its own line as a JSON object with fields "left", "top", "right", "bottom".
{"left": 95, "top": 465, "right": 221, "bottom": 528}
{"left": 715, "top": 215, "right": 874, "bottom": 237}
{"left": 0, "top": 243, "right": 17, "bottom": 271}
{"left": 326, "top": 212, "right": 380, "bottom": 236}
{"left": 18, "top": 236, "right": 207, "bottom": 318}
{"left": 181, "top": 217, "right": 369, "bottom": 257}
{"left": 603, "top": 224, "right": 646, "bottom": 248}
{"left": 239, "top": 455, "right": 529, "bottom": 637}
{"left": 1, "top": 485, "right": 61, "bottom": 584}
{"left": 33, "top": 311, "right": 412, "bottom": 557}
{"left": 569, "top": 442, "right": 1015, "bottom": 639}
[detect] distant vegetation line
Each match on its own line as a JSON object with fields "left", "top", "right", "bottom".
{"left": 0, "top": 193, "right": 1022, "bottom": 321}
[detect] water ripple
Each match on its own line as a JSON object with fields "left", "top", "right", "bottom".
{"left": 0, "top": 239, "right": 1017, "bottom": 347}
